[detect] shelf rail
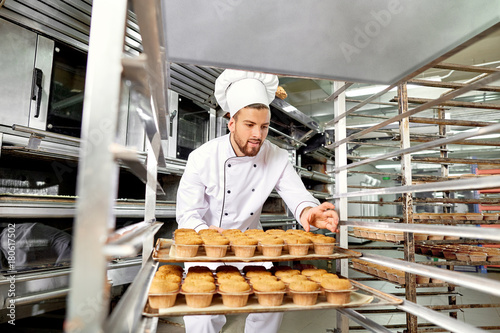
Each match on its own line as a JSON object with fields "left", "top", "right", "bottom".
{"left": 326, "top": 70, "right": 500, "bottom": 149}
{"left": 361, "top": 253, "right": 500, "bottom": 298}
{"left": 329, "top": 174, "right": 500, "bottom": 199}
{"left": 341, "top": 220, "right": 500, "bottom": 242}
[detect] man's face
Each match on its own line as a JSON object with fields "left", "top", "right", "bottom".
{"left": 228, "top": 107, "right": 270, "bottom": 157}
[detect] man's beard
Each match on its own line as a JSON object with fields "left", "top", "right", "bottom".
{"left": 233, "top": 132, "right": 262, "bottom": 157}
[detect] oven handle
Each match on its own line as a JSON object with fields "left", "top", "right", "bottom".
{"left": 31, "top": 67, "right": 43, "bottom": 118}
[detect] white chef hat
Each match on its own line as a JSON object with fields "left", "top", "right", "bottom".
{"left": 214, "top": 69, "right": 279, "bottom": 118}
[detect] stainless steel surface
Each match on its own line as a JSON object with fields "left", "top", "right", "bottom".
{"left": 67, "top": 1, "right": 128, "bottom": 331}
{"left": 295, "top": 166, "right": 334, "bottom": 183}
{"left": 272, "top": 98, "right": 321, "bottom": 133}
{"left": 328, "top": 70, "right": 500, "bottom": 148}
{"left": 29, "top": 35, "right": 54, "bottom": 130}
{"left": 128, "top": 89, "right": 166, "bottom": 168}
{"left": 331, "top": 174, "right": 500, "bottom": 199}
{"left": 8, "top": 287, "right": 69, "bottom": 307}
{"left": 334, "top": 81, "right": 350, "bottom": 333}
{"left": 161, "top": 0, "right": 500, "bottom": 84}
{"left": 111, "top": 143, "right": 166, "bottom": 195}
{"left": 337, "top": 308, "right": 393, "bottom": 333}
{"left": 0, "top": 19, "right": 36, "bottom": 127}
{"left": 268, "top": 126, "right": 307, "bottom": 147}
{"left": 12, "top": 124, "right": 81, "bottom": 144}
{"left": 104, "top": 255, "right": 158, "bottom": 333}
{"left": 105, "top": 221, "right": 163, "bottom": 258}
{"left": 0, "top": 197, "right": 176, "bottom": 218}
{"left": 397, "top": 300, "right": 488, "bottom": 333}
{"left": 361, "top": 253, "right": 500, "bottom": 298}
{"left": 132, "top": 0, "right": 169, "bottom": 141}
{"left": 0, "top": 0, "right": 141, "bottom": 54}
{"left": 342, "top": 220, "right": 500, "bottom": 242}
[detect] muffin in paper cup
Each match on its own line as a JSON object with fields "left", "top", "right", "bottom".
{"left": 290, "top": 289, "right": 320, "bottom": 306}
{"left": 148, "top": 291, "right": 179, "bottom": 309}
{"left": 321, "top": 278, "right": 353, "bottom": 305}
{"left": 232, "top": 244, "right": 257, "bottom": 258}
{"left": 204, "top": 244, "right": 229, "bottom": 258}
{"left": 288, "top": 280, "right": 320, "bottom": 306}
{"left": 313, "top": 243, "right": 336, "bottom": 255}
{"left": 261, "top": 244, "right": 283, "bottom": 257}
{"left": 324, "top": 289, "right": 352, "bottom": 305}
{"left": 254, "top": 290, "right": 286, "bottom": 307}
{"left": 287, "top": 244, "right": 311, "bottom": 256}
{"left": 175, "top": 244, "right": 200, "bottom": 257}
{"left": 181, "top": 290, "right": 216, "bottom": 308}
{"left": 252, "top": 280, "right": 286, "bottom": 307}
{"left": 219, "top": 289, "right": 253, "bottom": 308}
{"left": 181, "top": 280, "right": 216, "bottom": 308}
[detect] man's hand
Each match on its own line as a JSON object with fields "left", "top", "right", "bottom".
{"left": 208, "top": 225, "right": 225, "bottom": 233}
{"left": 300, "top": 202, "right": 339, "bottom": 233}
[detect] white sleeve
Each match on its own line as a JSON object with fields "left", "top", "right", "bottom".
{"left": 175, "top": 154, "right": 210, "bottom": 232}
{"left": 274, "top": 161, "right": 320, "bottom": 228}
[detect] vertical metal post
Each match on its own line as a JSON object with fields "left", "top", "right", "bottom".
{"left": 398, "top": 83, "right": 417, "bottom": 333}
{"left": 143, "top": 139, "right": 158, "bottom": 264}
{"left": 66, "top": 1, "right": 128, "bottom": 332}
{"left": 438, "top": 107, "right": 457, "bottom": 319}
{"left": 334, "top": 81, "right": 349, "bottom": 333}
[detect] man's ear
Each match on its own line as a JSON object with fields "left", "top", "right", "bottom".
{"left": 228, "top": 117, "right": 235, "bottom": 132}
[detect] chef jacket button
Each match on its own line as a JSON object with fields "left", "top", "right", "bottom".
{"left": 252, "top": 189, "right": 255, "bottom": 192}
{"left": 250, "top": 212, "right": 254, "bottom": 215}
{"left": 228, "top": 164, "right": 231, "bottom": 167}
{"left": 227, "top": 190, "right": 231, "bottom": 194}
{"left": 224, "top": 212, "right": 228, "bottom": 216}
{"left": 253, "top": 164, "right": 257, "bottom": 167}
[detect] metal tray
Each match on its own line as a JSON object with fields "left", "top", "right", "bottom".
{"left": 142, "top": 280, "right": 402, "bottom": 317}
{"left": 152, "top": 238, "right": 362, "bottom": 263}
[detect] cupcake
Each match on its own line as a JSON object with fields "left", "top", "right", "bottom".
{"left": 157, "top": 264, "right": 183, "bottom": 276}
{"left": 252, "top": 280, "right": 286, "bottom": 307}
{"left": 311, "top": 236, "right": 336, "bottom": 255}
{"left": 260, "top": 237, "right": 284, "bottom": 257}
{"left": 245, "top": 270, "right": 272, "bottom": 279}
{"left": 274, "top": 269, "right": 300, "bottom": 279}
{"left": 203, "top": 237, "right": 230, "bottom": 258}
{"left": 301, "top": 268, "right": 328, "bottom": 277}
{"left": 288, "top": 280, "right": 320, "bottom": 306}
{"left": 148, "top": 279, "right": 180, "bottom": 308}
{"left": 285, "top": 236, "right": 311, "bottom": 256}
{"left": 198, "top": 229, "right": 221, "bottom": 236}
{"left": 231, "top": 237, "right": 258, "bottom": 257}
{"left": 154, "top": 271, "right": 182, "bottom": 284}
{"left": 181, "top": 280, "right": 216, "bottom": 308}
{"left": 175, "top": 235, "right": 203, "bottom": 257}
{"left": 217, "top": 274, "right": 246, "bottom": 285}
{"left": 216, "top": 265, "right": 240, "bottom": 274}
{"left": 309, "top": 273, "right": 338, "bottom": 284}
{"left": 321, "top": 278, "right": 352, "bottom": 305}
{"left": 218, "top": 280, "right": 252, "bottom": 307}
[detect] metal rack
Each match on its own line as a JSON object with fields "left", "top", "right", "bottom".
{"left": 13, "top": 1, "right": 495, "bottom": 332}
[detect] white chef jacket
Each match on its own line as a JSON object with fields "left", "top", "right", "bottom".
{"left": 176, "top": 134, "right": 320, "bottom": 232}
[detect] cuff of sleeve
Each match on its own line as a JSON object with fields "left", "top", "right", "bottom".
{"left": 179, "top": 219, "right": 208, "bottom": 233}
{"left": 295, "top": 201, "right": 320, "bottom": 231}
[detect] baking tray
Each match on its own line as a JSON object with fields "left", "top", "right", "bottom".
{"left": 152, "top": 238, "right": 361, "bottom": 263}
{"left": 142, "top": 280, "right": 402, "bottom": 317}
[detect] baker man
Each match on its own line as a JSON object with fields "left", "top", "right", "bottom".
{"left": 176, "top": 69, "right": 339, "bottom": 333}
